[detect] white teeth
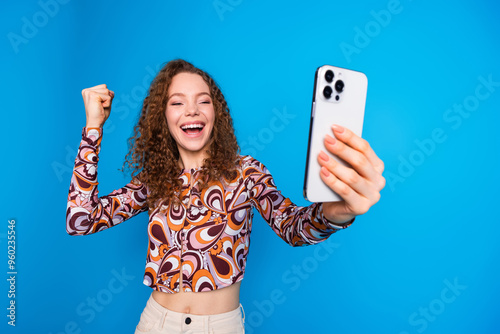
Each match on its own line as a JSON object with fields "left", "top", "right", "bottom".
{"left": 181, "top": 124, "right": 204, "bottom": 130}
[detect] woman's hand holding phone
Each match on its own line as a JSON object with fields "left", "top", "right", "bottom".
{"left": 318, "top": 124, "right": 385, "bottom": 224}
{"left": 81, "top": 84, "right": 115, "bottom": 128}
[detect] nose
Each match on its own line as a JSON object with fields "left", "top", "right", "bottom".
{"left": 185, "top": 101, "right": 200, "bottom": 116}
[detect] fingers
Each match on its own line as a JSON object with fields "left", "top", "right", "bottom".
{"left": 318, "top": 150, "right": 381, "bottom": 205}
{"left": 324, "top": 133, "right": 379, "bottom": 185}
{"left": 90, "top": 88, "right": 114, "bottom": 97}
{"left": 318, "top": 164, "right": 374, "bottom": 216}
{"left": 82, "top": 85, "right": 114, "bottom": 108}
{"left": 85, "top": 92, "right": 113, "bottom": 108}
{"left": 82, "top": 84, "right": 115, "bottom": 128}
{"left": 325, "top": 125, "right": 385, "bottom": 191}
{"left": 92, "top": 83, "right": 107, "bottom": 89}
{"left": 317, "top": 124, "right": 385, "bottom": 218}
{"left": 331, "top": 124, "right": 385, "bottom": 175}
{"left": 82, "top": 84, "right": 114, "bottom": 99}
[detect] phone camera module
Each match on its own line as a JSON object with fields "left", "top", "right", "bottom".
{"left": 323, "top": 86, "right": 333, "bottom": 99}
{"left": 325, "top": 70, "right": 334, "bottom": 83}
{"left": 335, "top": 80, "right": 344, "bottom": 93}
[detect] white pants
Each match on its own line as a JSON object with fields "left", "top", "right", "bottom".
{"left": 135, "top": 294, "right": 245, "bottom": 334}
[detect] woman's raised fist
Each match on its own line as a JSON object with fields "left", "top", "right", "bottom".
{"left": 81, "top": 84, "right": 115, "bottom": 128}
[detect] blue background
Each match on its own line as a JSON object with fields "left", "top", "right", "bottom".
{"left": 2, "top": 0, "right": 499, "bottom": 333}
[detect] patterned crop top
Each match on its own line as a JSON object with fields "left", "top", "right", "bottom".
{"left": 66, "top": 127, "right": 355, "bottom": 293}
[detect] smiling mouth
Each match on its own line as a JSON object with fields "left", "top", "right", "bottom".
{"left": 181, "top": 123, "right": 205, "bottom": 135}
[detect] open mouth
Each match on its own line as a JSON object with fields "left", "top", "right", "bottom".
{"left": 181, "top": 123, "right": 205, "bottom": 135}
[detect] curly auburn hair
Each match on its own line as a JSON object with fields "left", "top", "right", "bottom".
{"left": 121, "top": 59, "right": 240, "bottom": 209}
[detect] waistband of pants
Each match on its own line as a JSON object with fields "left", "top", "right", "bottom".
{"left": 148, "top": 293, "right": 245, "bottom": 323}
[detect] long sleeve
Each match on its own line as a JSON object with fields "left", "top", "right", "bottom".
{"left": 66, "top": 126, "right": 148, "bottom": 236}
{"left": 245, "top": 156, "right": 355, "bottom": 247}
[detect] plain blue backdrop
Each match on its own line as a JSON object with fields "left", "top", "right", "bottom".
{"left": 2, "top": 0, "right": 499, "bottom": 333}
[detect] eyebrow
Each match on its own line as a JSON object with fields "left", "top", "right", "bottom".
{"left": 168, "top": 92, "right": 211, "bottom": 100}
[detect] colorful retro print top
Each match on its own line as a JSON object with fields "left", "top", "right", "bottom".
{"left": 66, "top": 127, "right": 355, "bottom": 293}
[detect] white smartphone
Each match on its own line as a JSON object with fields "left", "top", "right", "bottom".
{"left": 303, "top": 65, "right": 368, "bottom": 203}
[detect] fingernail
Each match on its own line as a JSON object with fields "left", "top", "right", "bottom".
{"left": 321, "top": 166, "right": 330, "bottom": 177}
{"left": 332, "top": 124, "right": 344, "bottom": 133}
{"left": 319, "top": 151, "right": 329, "bottom": 162}
{"left": 325, "top": 135, "right": 336, "bottom": 145}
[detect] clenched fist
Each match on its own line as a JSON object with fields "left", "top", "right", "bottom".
{"left": 81, "top": 84, "right": 115, "bottom": 128}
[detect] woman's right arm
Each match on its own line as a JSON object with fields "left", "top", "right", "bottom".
{"left": 66, "top": 126, "right": 148, "bottom": 235}
{"left": 66, "top": 84, "right": 148, "bottom": 235}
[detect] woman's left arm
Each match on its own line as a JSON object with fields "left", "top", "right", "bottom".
{"left": 318, "top": 124, "right": 386, "bottom": 224}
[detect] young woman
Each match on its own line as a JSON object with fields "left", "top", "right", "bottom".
{"left": 66, "top": 59, "right": 385, "bottom": 333}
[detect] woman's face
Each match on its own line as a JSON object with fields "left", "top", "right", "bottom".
{"left": 165, "top": 72, "right": 215, "bottom": 162}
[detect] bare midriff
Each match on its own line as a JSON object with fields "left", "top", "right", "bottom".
{"left": 151, "top": 281, "right": 241, "bottom": 315}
